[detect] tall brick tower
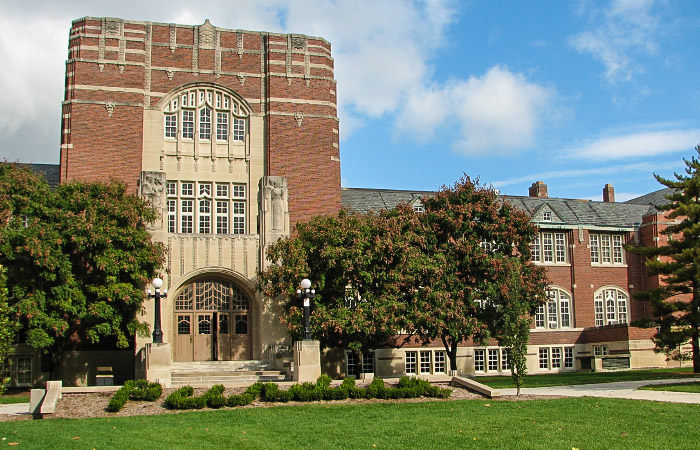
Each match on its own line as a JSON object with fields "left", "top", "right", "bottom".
{"left": 58, "top": 17, "right": 342, "bottom": 376}
{"left": 61, "top": 17, "right": 341, "bottom": 226}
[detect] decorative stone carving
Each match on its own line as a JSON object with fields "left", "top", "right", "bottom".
{"left": 237, "top": 73, "right": 245, "bottom": 85}
{"left": 166, "top": 69, "right": 174, "bottom": 81}
{"left": 199, "top": 19, "right": 216, "bottom": 47}
{"left": 237, "top": 33, "right": 244, "bottom": 58}
{"left": 169, "top": 24, "right": 177, "bottom": 53}
{"left": 291, "top": 35, "right": 306, "bottom": 49}
{"left": 105, "top": 19, "right": 121, "bottom": 36}
{"left": 105, "top": 100, "right": 115, "bottom": 117}
{"left": 294, "top": 112, "right": 304, "bottom": 128}
{"left": 259, "top": 176, "right": 288, "bottom": 238}
{"left": 138, "top": 171, "right": 166, "bottom": 230}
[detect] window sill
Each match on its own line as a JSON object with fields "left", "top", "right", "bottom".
{"left": 590, "top": 263, "right": 628, "bottom": 268}
{"left": 532, "top": 262, "right": 571, "bottom": 267}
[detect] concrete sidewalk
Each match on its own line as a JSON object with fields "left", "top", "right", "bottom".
{"left": 0, "top": 403, "right": 30, "bottom": 416}
{"left": 499, "top": 378, "right": 700, "bottom": 404}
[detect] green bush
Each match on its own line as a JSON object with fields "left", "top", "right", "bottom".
{"left": 129, "top": 379, "right": 163, "bottom": 401}
{"left": 316, "top": 374, "right": 332, "bottom": 390}
{"left": 164, "top": 386, "right": 206, "bottom": 410}
{"left": 261, "top": 382, "right": 280, "bottom": 401}
{"left": 107, "top": 380, "right": 135, "bottom": 412}
{"left": 366, "top": 377, "right": 386, "bottom": 399}
{"left": 245, "top": 382, "right": 264, "bottom": 398}
{"left": 227, "top": 392, "right": 254, "bottom": 407}
{"left": 203, "top": 384, "right": 227, "bottom": 409}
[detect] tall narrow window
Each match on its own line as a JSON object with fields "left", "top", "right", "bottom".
{"left": 555, "top": 233, "right": 566, "bottom": 262}
{"left": 199, "top": 108, "right": 211, "bottom": 140}
{"left": 488, "top": 349, "right": 499, "bottom": 371}
{"left": 531, "top": 234, "right": 541, "bottom": 262}
{"left": 551, "top": 347, "right": 562, "bottom": 368}
{"left": 420, "top": 351, "right": 432, "bottom": 374}
{"left": 216, "top": 112, "right": 228, "bottom": 141}
{"left": 216, "top": 201, "right": 229, "bottom": 234}
{"left": 167, "top": 199, "right": 176, "bottom": 233}
{"left": 181, "top": 200, "right": 193, "bottom": 233}
{"left": 535, "top": 304, "right": 545, "bottom": 328}
{"left": 543, "top": 233, "right": 554, "bottom": 262}
{"left": 198, "top": 199, "right": 211, "bottom": 234}
{"left": 539, "top": 348, "right": 549, "bottom": 369}
{"left": 434, "top": 351, "right": 446, "bottom": 373}
{"left": 182, "top": 110, "right": 194, "bottom": 139}
{"left": 165, "top": 115, "right": 177, "bottom": 138}
{"left": 590, "top": 234, "right": 600, "bottom": 263}
{"left": 474, "top": 349, "right": 485, "bottom": 372}
{"left": 232, "top": 201, "right": 245, "bottom": 234}
{"left": 233, "top": 118, "right": 245, "bottom": 141}
{"left": 405, "top": 352, "right": 417, "bottom": 375}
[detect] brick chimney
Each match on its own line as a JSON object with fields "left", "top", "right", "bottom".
{"left": 603, "top": 184, "right": 615, "bottom": 203}
{"left": 529, "top": 181, "right": 548, "bottom": 198}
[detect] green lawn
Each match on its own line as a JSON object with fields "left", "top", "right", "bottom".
{"left": 477, "top": 367, "right": 699, "bottom": 389}
{"left": 640, "top": 381, "right": 700, "bottom": 393}
{"left": 1, "top": 397, "right": 699, "bottom": 449}
{"left": 0, "top": 389, "right": 30, "bottom": 405}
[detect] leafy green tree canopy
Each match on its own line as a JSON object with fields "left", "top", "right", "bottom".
{"left": 411, "top": 176, "right": 548, "bottom": 373}
{"left": 0, "top": 163, "right": 165, "bottom": 351}
{"left": 629, "top": 145, "right": 700, "bottom": 372}
{"left": 258, "top": 206, "right": 425, "bottom": 353}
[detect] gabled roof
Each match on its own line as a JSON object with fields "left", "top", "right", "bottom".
{"left": 342, "top": 187, "right": 652, "bottom": 229}
{"left": 19, "top": 163, "right": 60, "bottom": 187}
{"left": 624, "top": 188, "right": 674, "bottom": 214}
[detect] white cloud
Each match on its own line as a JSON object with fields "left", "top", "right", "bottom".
{"left": 396, "top": 66, "right": 557, "bottom": 154}
{"left": 491, "top": 160, "right": 679, "bottom": 189}
{"left": 569, "top": 0, "right": 659, "bottom": 83}
{"left": 564, "top": 129, "right": 700, "bottom": 161}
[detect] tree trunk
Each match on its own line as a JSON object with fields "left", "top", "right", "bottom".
{"left": 441, "top": 336, "right": 458, "bottom": 373}
{"left": 693, "top": 284, "right": 700, "bottom": 374}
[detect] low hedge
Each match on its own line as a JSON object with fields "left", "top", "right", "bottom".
{"left": 163, "top": 375, "right": 452, "bottom": 410}
{"left": 107, "top": 379, "right": 163, "bottom": 412}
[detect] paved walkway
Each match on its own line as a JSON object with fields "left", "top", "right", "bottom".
{"left": 0, "top": 403, "right": 30, "bottom": 416}
{"left": 499, "top": 378, "right": 700, "bottom": 404}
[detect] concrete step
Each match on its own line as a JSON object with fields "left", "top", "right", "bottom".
{"left": 170, "top": 370, "right": 289, "bottom": 387}
{"left": 171, "top": 360, "right": 272, "bottom": 373}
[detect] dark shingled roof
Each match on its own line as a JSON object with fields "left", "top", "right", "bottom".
{"left": 20, "top": 163, "right": 60, "bottom": 187}
{"left": 624, "top": 187, "right": 674, "bottom": 213}
{"left": 342, "top": 187, "right": 653, "bottom": 229}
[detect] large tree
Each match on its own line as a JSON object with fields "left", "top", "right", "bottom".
{"left": 0, "top": 266, "right": 17, "bottom": 395}
{"left": 258, "top": 207, "right": 425, "bottom": 365}
{"left": 410, "top": 177, "right": 548, "bottom": 375}
{"left": 0, "top": 163, "right": 165, "bottom": 360}
{"left": 629, "top": 146, "right": 700, "bottom": 372}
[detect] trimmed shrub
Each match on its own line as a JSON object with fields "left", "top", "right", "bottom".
{"left": 164, "top": 386, "right": 206, "bottom": 410}
{"left": 316, "top": 374, "right": 332, "bottom": 390}
{"left": 366, "top": 377, "right": 387, "bottom": 399}
{"left": 261, "top": 382, "right": 280, "bottom": 401}
{"left": 107, "top": 380, "right": 135, "bottom": 412}
{"left": 203, "top": 384, "right": 227, "bottom": 409}
{"left": 129, "top": 379, "right": 163, "bottom": 401}
{"left": 245, "top": 382, "right": 264, "bottom": 399}
{"left": 228, "top": 392, "right": 254, "bottom": 407}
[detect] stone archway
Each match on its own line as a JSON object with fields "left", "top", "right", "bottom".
{"left": 172, "top": 277, "right": 253, "bottom": 362}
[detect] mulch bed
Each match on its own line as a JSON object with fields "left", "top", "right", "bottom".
{"left": 0, "top": 383, "right": 558, "bottom": 422}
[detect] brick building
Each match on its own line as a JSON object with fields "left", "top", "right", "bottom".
{"left": 339, "top": 183, "right": 681, "bottom": 377}
{"left": 5, "top": 16, "right": 685, "bottom": 387}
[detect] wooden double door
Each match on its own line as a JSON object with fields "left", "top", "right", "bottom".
{"left": 173, "top": 279, "right": 252, "bottom": 362}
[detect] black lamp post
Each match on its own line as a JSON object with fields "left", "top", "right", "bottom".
{"left": 297, "top": 278, "right": 314, "bottom": 340}
{"left": 147, "top": 277, "right": 167, "bottom": 344}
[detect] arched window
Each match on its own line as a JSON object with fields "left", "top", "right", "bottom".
{"left": 535, "top": 287, "right": 572, "bottom": 329}
{"left": 594, "top": 287, "right": 628, "bottom": 326}
{"left": 163, "top": 86, "right": 248, "bottom": 142}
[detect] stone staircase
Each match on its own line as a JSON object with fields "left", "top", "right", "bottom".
{"left": 170, "top": 360, "right": 289, "bottom": 387}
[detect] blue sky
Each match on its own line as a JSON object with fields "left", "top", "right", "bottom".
{"left": 1, "top": 0, "right": 699, "bottom": 201}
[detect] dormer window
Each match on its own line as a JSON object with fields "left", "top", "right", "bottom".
{"left": 542, "top": 211, "right": 552, "bottom": 221}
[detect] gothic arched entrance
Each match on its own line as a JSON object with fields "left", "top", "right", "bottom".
{"left": 173, "top": 278, "right": 252, "bottom": 361}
